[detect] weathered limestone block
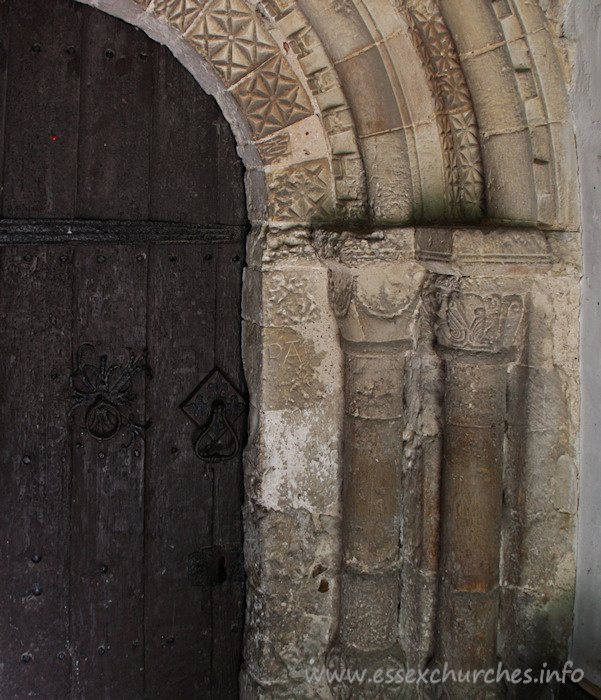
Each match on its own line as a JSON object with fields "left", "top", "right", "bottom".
{"left": 343, "top": 416, "right": 404, "bottom": 567}
{"left": 242, "top": 222, "right": 580, "bottom": 697}
{"left": 400, "top": 315, "right": 444, "bottom": 669}
{"left": 249, "top": 406, "right": 341, "bottom": 513}
{"left": 241, "top": 505, "right": 338, "bottom": 690}
{"left": 411, "top": 222, "right": 579, "bottom": 694}
{"left": 339, "top": 572, "right": 401, "bottom": 651}
{"left": 441, "top": 422, "right": 505, "bottom": 591}
{"left": 242, "top": 256, "right": 341, "bottom": 412}
{"left": 240, "top": 233, "right": 344, "bottom": 698}
{"left": 399, "top": 565, "right": 439, "bottom": 669}
{"left": 241, "top": 559, "right": 339, "bottom": 697}
{"left": 498, "top": 272, "right": 579, "bottom": 678}
{"left": 344, "top": 350, "right": 404, "bottom": 419}
{"left": 359, "top": 130, "right": 414, "bottom": 225}
{"left": 437, "top": 586, "right": 500, "bottom": 669}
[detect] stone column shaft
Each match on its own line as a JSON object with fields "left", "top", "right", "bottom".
{"left": 325, "top": 260, "right": 426, "bottom": 692}
{"left": 339, "top": 340, "right": 407, "bottom": 651}
{"left": 431, "top": 277, "right": 525, "bottom": 677}
{"left": 438, "top": 359, "right": 507, "bottom": 669}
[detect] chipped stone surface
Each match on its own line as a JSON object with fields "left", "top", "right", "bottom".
{"left": 262, "top": 327, "right": 326, "bottom": 409}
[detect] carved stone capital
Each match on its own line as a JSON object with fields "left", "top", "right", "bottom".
{"left": 327, "top": 261, "right": 427, "bottom": 345}
{"left": 427, "top": 276, "right": 525, "bottom": 358}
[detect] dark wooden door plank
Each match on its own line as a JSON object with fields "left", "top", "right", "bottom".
{"left": 216, "top": 122, "right": 247, "bottom": 226}
{"left": 76, "top": 11, "right": 153, "bottom": 220}
{"left": 1, "top": 0, "right": 249, "bottom": 696}
{"left": 211, "top": 242, "right": 246, "bottom": 697}
{"left": 150, "top": 45, "right": 221, "bottom": 224}
{"left": 2, "top": 0, "right": 83, "bottom": 218}
{"left": 0, "top": 245, "right": 73, "bottom": 697}
{"left": 144, "top": 243, "right": 218, "bottom": 698}
{"left": 0, "top": 0, "right": 247, "bottom": 227}
{"left": 0, "top": 0, "right": 11, "bottom": 214}
{"left": 69, "top": 244, "right": 149, "bottom": 698}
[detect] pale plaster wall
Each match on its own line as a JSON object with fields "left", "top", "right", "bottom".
{"left": 567, "top": 0, "right": 601, "bottom": 686}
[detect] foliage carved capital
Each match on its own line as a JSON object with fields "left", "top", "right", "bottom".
{"left": 427, "top": 276, "right": 525, "bottom": 356}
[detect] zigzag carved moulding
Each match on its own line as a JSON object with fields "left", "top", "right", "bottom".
{"left": 403, "top": 0, "right": 485, "bottom": 221}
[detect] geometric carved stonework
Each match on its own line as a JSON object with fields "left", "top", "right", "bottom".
{"left": 444, "top": 110, "right": 484, "bottom": 220}
{"left": 268, "top": 159, "right": 333, "bottom": 222}
{"left": 234, "top": 55, "right": 313, "bottom": 139}
{"left": 258, "top": 132, "right": 291, "bottom": 165}
{"left": 405, "top": 0, "right": 485, "bottom": 219}
{"left": 266, "top": 273, "right": 320, "bottom": 324}
{"left": 154, "top": 0, "right": 209, "bottom": 33}
{"left": 185, "top": 0, "right": 277, "bottom": 86}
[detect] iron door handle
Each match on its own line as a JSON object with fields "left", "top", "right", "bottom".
{"left": 180, "top": 367, "right": 247, "bottom": 467}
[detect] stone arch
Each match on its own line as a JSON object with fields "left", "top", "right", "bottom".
{"left": 78, "top": 0, "right": 576, "bottom": 230}
{"left": 439, "top": 0, "right": 579, "bottom": 228}
{"left": 79, "top": 0, "right": 368, "bottom": 230}
{"left": 294, "top": 0, "right": 577, "bottom": 227}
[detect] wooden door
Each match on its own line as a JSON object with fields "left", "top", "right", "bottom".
{"left": 0, "top": 1, "right": 248, "bottom": 698}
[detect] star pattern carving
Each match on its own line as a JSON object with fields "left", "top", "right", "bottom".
{"left": 268, "top": 160, "right": 333, "bottom": 222}
{"left": 449, "top": 111, "right": 484, "bottom": 210}
{"left": 185, "top": 0, "right": 277, "bottom": 85}
{"left": 234, "top": 55, "right": 313, "bottom": 139}
{"left": 154, "top": 0, "right": 208, "bottom": 33}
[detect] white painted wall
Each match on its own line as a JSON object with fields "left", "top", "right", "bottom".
{"left": 568, "top": 0, "right": 601, "bottom": 685}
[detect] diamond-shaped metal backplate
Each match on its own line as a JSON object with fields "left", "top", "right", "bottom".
{"left": 181, "top": 368, "right": 246, "bottom": 429}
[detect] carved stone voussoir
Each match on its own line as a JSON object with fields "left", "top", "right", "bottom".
{"left": 433, "top": 277, "right": 525, "bottom": 355}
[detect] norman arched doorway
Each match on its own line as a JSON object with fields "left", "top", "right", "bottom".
{"left": 0, "top": 0, "right": 248, "bottom": 696}
{"left": 0, "top": 0, "right": 585, "bottom": 696}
